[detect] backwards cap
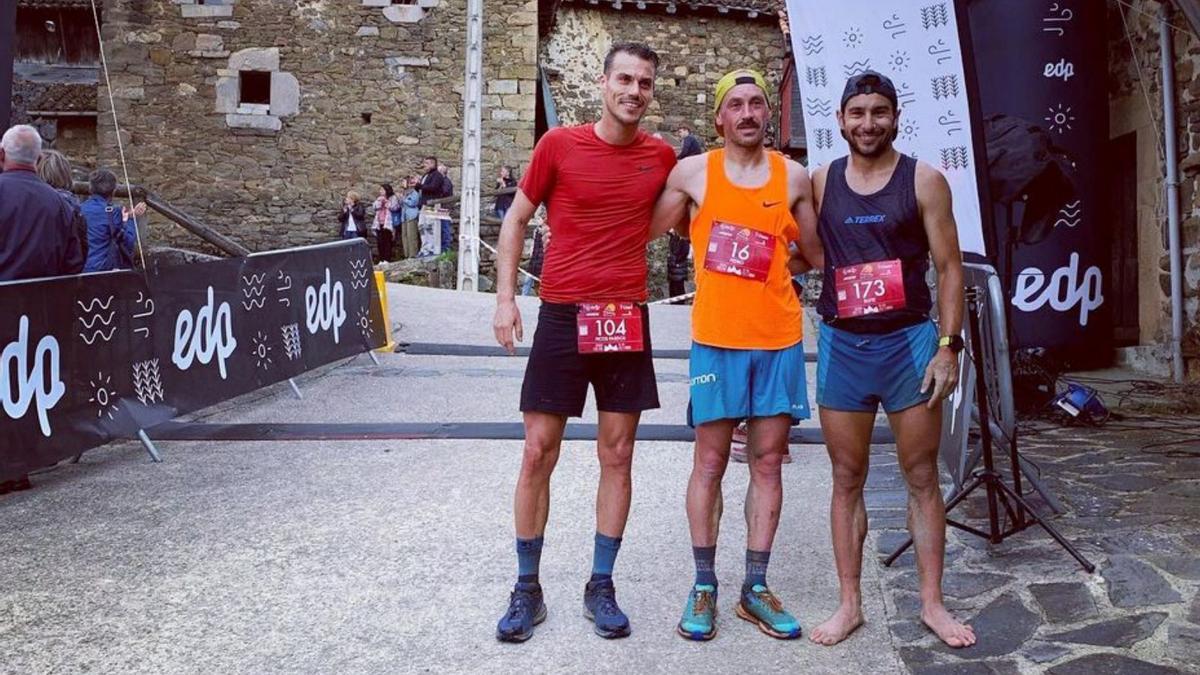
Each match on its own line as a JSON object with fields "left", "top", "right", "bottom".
{"left": 840, "top": 70, "right": 899, "bottom": 110}
{"left": 713, "top": 69, "right": 769, "bottom": 115}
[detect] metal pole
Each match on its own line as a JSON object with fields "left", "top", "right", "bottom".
{"left": 456, "top": 0, "right": 484, "bottom": 292}
{"left": 1161, "top": 4, "right": 1186, "bottom": 383}
{"left": 0, "top": 0, "right": 17, "bottom": 132}
{"left": 287, "top": 378, "right": 303, "bottom": 400}
{"left": 137, "top": 429, "right": 163, "bottom": 463}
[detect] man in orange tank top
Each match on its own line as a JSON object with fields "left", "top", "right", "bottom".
{"left": 650, "top": 70, "right": 823, "bottom": 642}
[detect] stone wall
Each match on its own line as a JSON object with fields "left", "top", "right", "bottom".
{"left": 1107, "top": 0, "right": 1200, "bottom": 378}
{"left": 540, "top": 3, "right": 786, "bottom": 148}
{"left": 96, "top": 0, "right": 536, "bottom": 253}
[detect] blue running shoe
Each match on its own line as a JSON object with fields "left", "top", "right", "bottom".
{"left": 677, "top": 584, "right": 718, "bottom": 641}
{"left": 735, "top": 584, "right": 801, "bottom": 639}
{"left": 496, "top": 581, "right": 547, "bottom": 643}
{"left": 583, "top": 578, "right": 631, "bottom": 639}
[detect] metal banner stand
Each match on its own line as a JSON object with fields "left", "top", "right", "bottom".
{"left": 136, "top": 429, "right": 162, "bottom": 463}
{"left": 885, "top": 287, "right": 1094, "bottom": 572}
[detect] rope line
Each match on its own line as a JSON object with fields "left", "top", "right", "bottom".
{"left": 476, "top": 237, "right": 540, "bottom": 282}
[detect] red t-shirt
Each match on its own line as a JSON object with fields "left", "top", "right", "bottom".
{"left": 519, "top": 123, "right": 676, "bottom": 303}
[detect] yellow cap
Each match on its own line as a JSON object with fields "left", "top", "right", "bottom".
{"left": 713, "top": 69, "right": 769, "bottom": 115}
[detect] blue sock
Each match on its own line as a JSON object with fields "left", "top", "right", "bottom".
{"left": 516, "top": 536, "right": 543, "bottom": 584}
{"left": 693, "top": 545, "right": 718, "bottom": 587}
{"left": 590, "top": 532, "right": 622, "bottom": 582}
{"left": 745, "top": 549, "right": 770, "bottom": 588}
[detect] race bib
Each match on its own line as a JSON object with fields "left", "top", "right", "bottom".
{"left": 703, "top": 221, "right": 773, "bottom": 282}
{"left": 835, "top": 259, "right": 907, "bottom": 318}
{"left": 577, "top": 302, "right": 644, "bottom": 353}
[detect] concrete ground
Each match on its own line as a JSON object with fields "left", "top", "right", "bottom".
{"left": 0, "top": 284, "right": 904, "bottom": 674}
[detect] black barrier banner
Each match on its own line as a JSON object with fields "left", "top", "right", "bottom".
{"left": 968, "top": 0, "right": 1110, "bottom": 357}
{"left": 0, "top": 240, "right": 385, "bottom": 481}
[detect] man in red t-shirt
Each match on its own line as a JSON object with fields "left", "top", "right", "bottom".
{"left": 491, "top": 42, "right": 676, "bottom": 643}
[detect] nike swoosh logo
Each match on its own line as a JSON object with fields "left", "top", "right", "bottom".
{"left": 637, "top": 165, "right": 654, "bottom": 172}
{"left": 762, "top": 200, "right": 782, "bottom": 208}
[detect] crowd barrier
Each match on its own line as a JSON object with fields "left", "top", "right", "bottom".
{"left": 0, "top": 240, "right": 386, "bottom": 481}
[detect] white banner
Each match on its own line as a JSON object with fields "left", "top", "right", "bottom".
{"left": 786, "top": 0, "right": 986, "bottom": 255}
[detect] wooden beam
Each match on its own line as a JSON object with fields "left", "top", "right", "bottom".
{"left": 71, "top": 181, "right": 252, "bottom": 257}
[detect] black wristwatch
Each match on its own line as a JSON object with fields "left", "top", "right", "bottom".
{"left": 938, "top": 335, "right": 965, "bottom": 354}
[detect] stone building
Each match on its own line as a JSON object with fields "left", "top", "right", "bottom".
{"left": 539, "top": 0, "right": 787, "bottom": 149}
{"left": 12, "top": 0, "right": 537, "bottom": 253}
{"left": 1106, "top": 0, "right": 1200, "bottom": 378}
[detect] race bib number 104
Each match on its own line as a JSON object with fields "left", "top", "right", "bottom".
{"left": 577, "top": 302, "right": 644, "bottom": 353}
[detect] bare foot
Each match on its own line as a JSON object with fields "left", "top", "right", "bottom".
{"left": 921, "top": 603, "right": 976, "bottom": 648}
{"left": 809, "top": 603, "right": 865, "bottom": 646}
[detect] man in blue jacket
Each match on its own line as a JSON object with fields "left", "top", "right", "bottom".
{"left": 81, "top": 168, "right": 145, "bottom": 272}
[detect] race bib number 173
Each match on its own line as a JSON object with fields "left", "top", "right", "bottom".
{"left": 834, "top": 259, "right": 907, "bottom": 318}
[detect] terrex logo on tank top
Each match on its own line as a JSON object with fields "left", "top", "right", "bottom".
{"left": 844, "top": 214, "right": 888, "bottom": 225}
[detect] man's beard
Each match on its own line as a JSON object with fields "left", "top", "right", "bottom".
{"left": 728, "top": 122, "right": 764, "bottom": 148}
{"left": 849, "top": 131, "right": 893, "bottom": 158}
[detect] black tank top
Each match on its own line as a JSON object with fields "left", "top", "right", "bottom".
{"left": 816, "top": 154, "right": 931, "bottom": 331}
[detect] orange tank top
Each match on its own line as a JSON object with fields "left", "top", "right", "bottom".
{"left": 689, "top": 149, "right": 804, "bottom": 350}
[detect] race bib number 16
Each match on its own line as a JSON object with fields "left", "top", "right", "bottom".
{"left": 703, "top": 221, "right": 773, "bottom": 282}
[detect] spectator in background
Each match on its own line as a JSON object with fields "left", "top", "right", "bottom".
{"left": 494, "top": 165, "right": 517, "bottom": 221}
{"left": 417, "top": 156, "right": 448, "bottom": 208}
{"left": 0, "top": 124, "right": 84, "bottom": 495}
{"left": 0, "top": 125, "right": 84, "bottom": 281}
{"left": 438, "top": 163, "right": 454, "bottom": 198}
{"left": 437, "top": 163, "right": 454, "bottom": 253}
{"left": 666, "top": 125, "right": 705, "bottom": 299}
{"left": 677, "top": 124, "right": 704, "bottom": 159}
{"left": 399, "top": 175, "right": 422, "bottom": 257}
{"left": 417, "top": 157, "right": 450, "bottom": 252}
{"left": 373, "top": 183, "right": 398, "bottom": 261}
{"left": 338, "top": 190, "right": 368, "bottom": 241}
{"left": 36, "top": 149, "right": 88, "bottom": 262}
{"left": 402, "top": 175, "right": 421, "bottom": 222}
{"left": 520, "top": 222, "right": 544, "bottom": 297}
{"left": 81, "top": 168, "right": 145, "bottom": 272}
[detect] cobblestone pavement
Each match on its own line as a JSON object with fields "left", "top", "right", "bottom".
{"left": 865, "top": 416, "right": 1200, "bottom": 673}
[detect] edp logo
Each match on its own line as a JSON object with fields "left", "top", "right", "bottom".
{"left": 1043, "top": 58, "right": 1075, "bottom": 82}
{"left": 305, "top": 268, "right": 346, "bottom": 344}
{"left": 1, "top": 316, "right": 65, "bottom": 438}
{"left": 173, "top": 286, "right": 237, "bottom": 380}
{"left": 1012, "top": 252, "right": 1104, "bottom": 326}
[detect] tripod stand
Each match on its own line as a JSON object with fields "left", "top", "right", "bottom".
{"left": 883, "top": 287, "right": 1095, "bottom": 573}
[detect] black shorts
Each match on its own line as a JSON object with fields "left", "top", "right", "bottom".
{"left": 520, "top": 302, "right": 660, "bottom": 417}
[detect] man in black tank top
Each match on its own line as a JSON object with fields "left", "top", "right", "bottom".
{"left": 807, "top": 72, "right": 976, "bottom": 649}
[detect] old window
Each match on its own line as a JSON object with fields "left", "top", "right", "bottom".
{"left": 15, "top": 7, "right": 99, "bottom": 65}
{"left": 215, "top": 49, "right": 299, "bottom": 133}
{"left": 239, "top": 71, "right": 271, "bottom": 107}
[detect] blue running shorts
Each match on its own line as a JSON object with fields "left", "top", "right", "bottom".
{"left": 687, "top": 341, "right": 811, "bottom": 427}
{"left": 816, "top": 320, "right": 938, "bottom": 414}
